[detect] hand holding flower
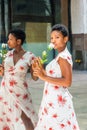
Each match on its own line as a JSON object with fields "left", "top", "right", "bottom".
{"left": 32, "top": 57, "right": 42, "bottom": 70}
{"left": 33, "top": 58, "right": 46, "bottom": 79}
{"left": 32, "top": 43, "right": 54, "bottom": 79}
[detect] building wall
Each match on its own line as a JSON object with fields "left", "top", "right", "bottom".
{"left": 71, "top": 0, "right": 87, "bottom": 70}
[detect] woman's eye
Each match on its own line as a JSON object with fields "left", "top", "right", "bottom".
{"left": 50, "top": 38, "right": 53, "bottom": 40}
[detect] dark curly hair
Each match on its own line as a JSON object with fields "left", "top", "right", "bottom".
{"left": 51, "top": 24, "right": 69, "bottom": 37}
{"left": 8, "top": 29, "right": 26, "bottom": 45}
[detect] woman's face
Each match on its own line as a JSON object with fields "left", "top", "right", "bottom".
{"left": 7, "top": 34, "right": 19, "bottom": 49}
{"left": 50, "top": 30, "right": 68, "bottom": 51}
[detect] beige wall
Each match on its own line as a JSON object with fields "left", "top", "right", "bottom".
{"left": 25, "top": 22, "right": 51, "bottom": 43}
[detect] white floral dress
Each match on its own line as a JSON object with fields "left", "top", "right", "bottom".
{"left": 35, "top": 47, "right": 80, "bottom": 130}
{"left": 0, "top": 50, "right": 38, "bottom": 130}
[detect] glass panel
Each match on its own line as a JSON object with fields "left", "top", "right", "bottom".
{"left": 12, "top": 0, "right": 51, "bottom": 16}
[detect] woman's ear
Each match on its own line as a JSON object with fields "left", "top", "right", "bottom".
{"left": 17, "top": 39, "right": 21, "bottom": 45}
{"left": 64, "top": 36, "right": 68, "bottom": 44}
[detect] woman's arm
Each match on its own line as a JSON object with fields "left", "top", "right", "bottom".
{"left": 58, "top": 57, "right": 72, "bottom": 87}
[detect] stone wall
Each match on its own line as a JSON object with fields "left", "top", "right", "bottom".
{"left": 72, "top": 34, "right": 87, "bottom": 70}
{"left": 71, "top": 0, "right": 87, "bottom": 70}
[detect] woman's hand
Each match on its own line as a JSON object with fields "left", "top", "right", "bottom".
{"left": 30, "top": 57, "right": 41, "bottom": 81}
{"left": 0, "top": 64, "right": 4, "bottom": 76}
{"left": 32, "top": 57, "right": 46, "bottom": 80}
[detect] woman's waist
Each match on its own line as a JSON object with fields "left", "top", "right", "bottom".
{"left": 4, "top": 73, "right": 26, "bottom": 79}
{"left": 44, "top": 84, "right": 72, "bottom": 98}
{"left": 2, "top": 75, "right": 27, "bottom": 87}
{"left": 4, "top": 71, "right": 26, "bottom": 76}
{"left": 45, "top": 82, "right": 67, "bottom": 91}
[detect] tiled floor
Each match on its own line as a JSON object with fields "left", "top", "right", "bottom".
{"left": 0, "top": 70, "right": 87, "bottom": 130}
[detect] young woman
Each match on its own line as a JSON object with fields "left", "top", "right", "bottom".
{"left": 0, "top": 29, "right": 38, "bottom": 130}
{"left": 33, "top": 24, "right": 80, "bottom": 130}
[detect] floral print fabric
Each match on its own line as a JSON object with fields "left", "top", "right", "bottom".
{"left": 35, "top": 47, "right": 80, "bottom": 130}
{"left": 0, "top": 50, "right": 38, "bottom": 130}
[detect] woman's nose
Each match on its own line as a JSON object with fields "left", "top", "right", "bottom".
{"left": 51, "top": 38, "right": 55, "bottom": 43}
{"left": 7, "top": 40, "right": 9, "bottom": 44}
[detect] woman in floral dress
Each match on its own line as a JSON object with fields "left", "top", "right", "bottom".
{"left": 0, "top": 29, "right": 38, "bottom": 130}
{"left": 33, "top": 24, "right": 80, "bottom": 130}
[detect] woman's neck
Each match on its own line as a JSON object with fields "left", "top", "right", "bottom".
{"left": 58, "top": 46, "right": 66, "bottom": 53}
{"left": 14, "top": 47, "right": 24, "bottom": 53}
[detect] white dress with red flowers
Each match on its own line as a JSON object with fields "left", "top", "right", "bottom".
{"left": 0, "top": 50, "right": 38, "bottom": 130}
{"left": 35, "top": 47, "right": 80, "bottom": 130}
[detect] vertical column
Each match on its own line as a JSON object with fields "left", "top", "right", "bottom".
{"left": 7, "top": 0, "right": 12, "bottom": 32}
{"left": 61, "top": 0, "right": 68, "bottom": 27}
{"left": 1, "top": 0, "right": 6, "bottom": 43}
{"left": 71, "top": 0, "right": 87, "bottom": 70}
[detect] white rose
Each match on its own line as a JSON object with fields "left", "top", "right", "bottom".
{"left": 2, "top": 43, "right": 7, "bottom": 48}
{"left": 48, "top": 43, "right": 54, "bottom": 50}
{"left": 42, "top": 50, "right": 47, "bottom": 56}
